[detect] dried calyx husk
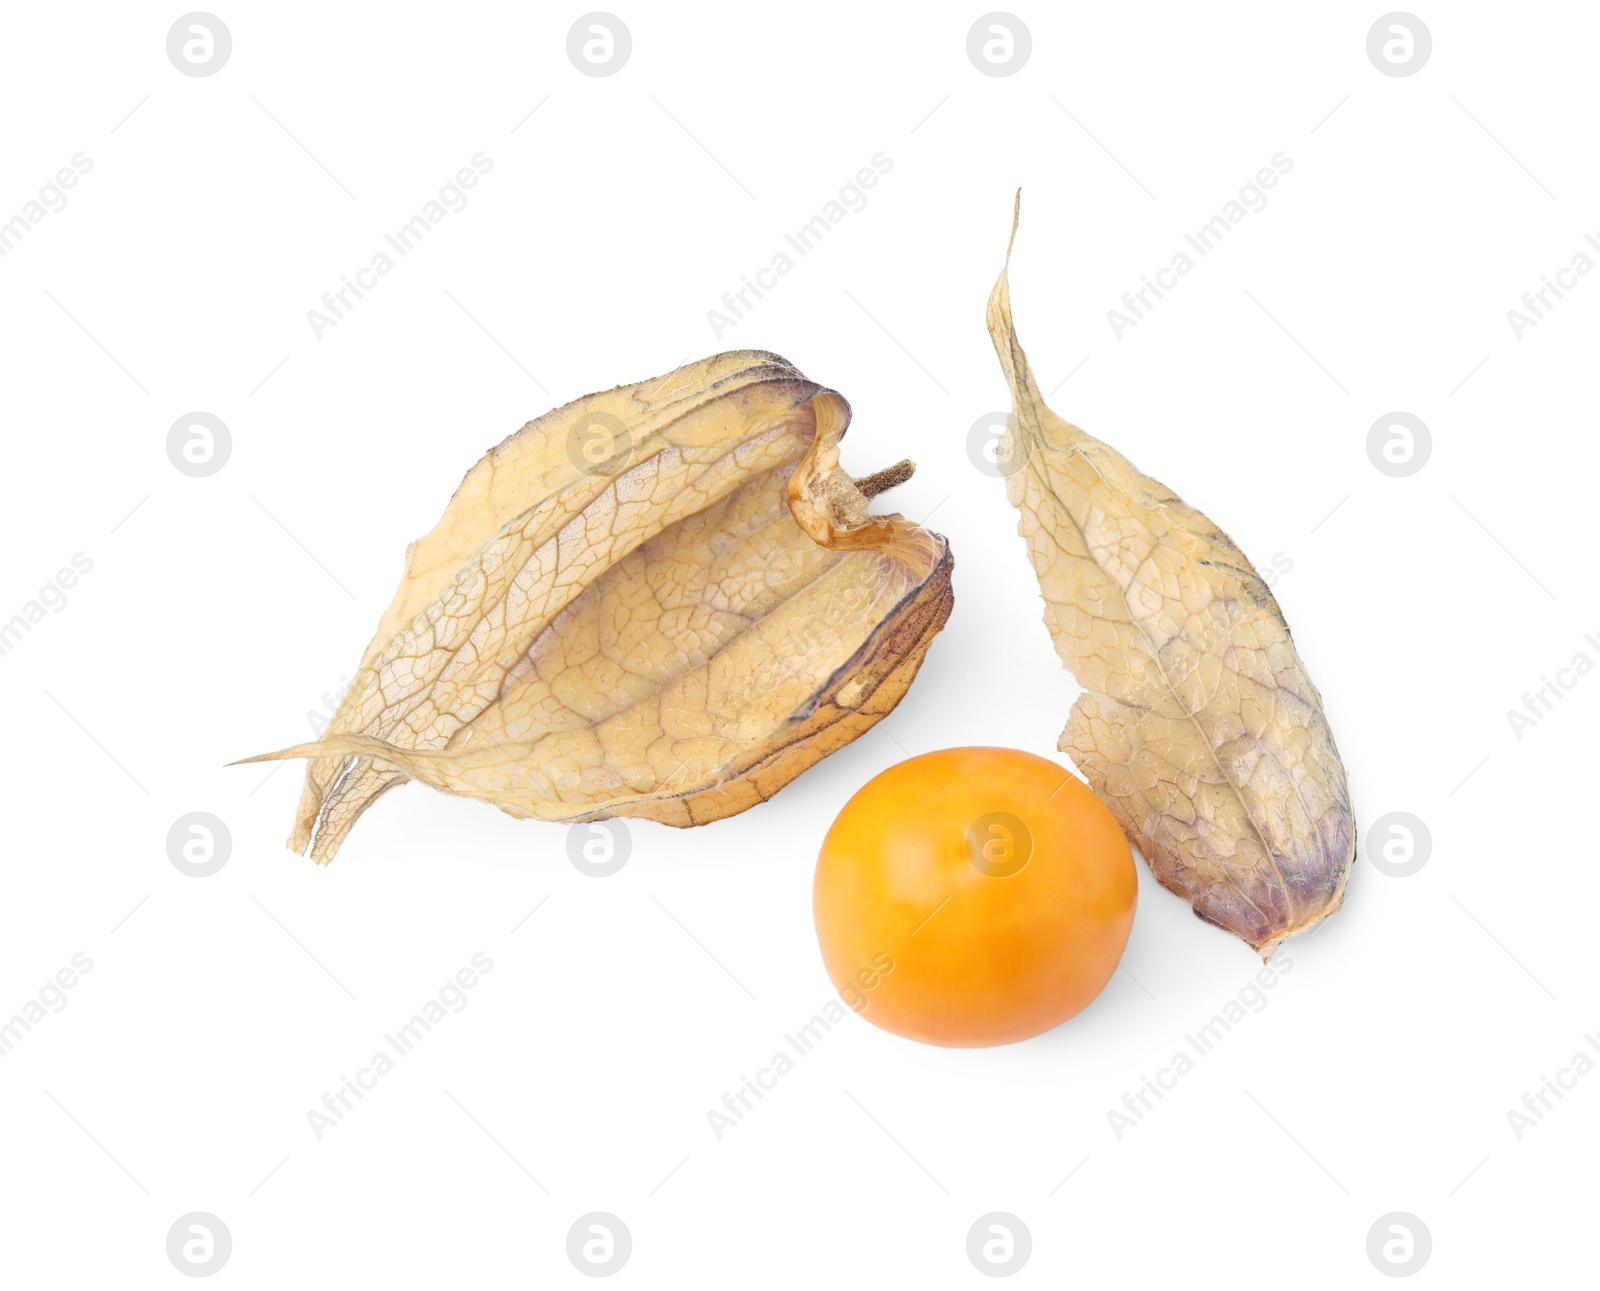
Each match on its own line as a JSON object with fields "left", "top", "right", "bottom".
{"left": 240, "top": 352, "right": 953, "bottom": 864}
{"left": 985, "top": 194, "right": 1354, "bottom": 956}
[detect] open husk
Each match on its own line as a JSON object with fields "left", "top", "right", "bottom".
{"left": 240, "top": 352, "right": 953, "bottom": 863}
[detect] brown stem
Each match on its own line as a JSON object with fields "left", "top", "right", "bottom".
{"left": 855, "top": 459, "right": 916, "bottom": 499}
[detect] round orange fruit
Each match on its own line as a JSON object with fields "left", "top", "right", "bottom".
{"left": 813, "top": 747, "right": 1137, "bottom": 1047}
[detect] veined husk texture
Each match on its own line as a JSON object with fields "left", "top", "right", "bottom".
{"left": 244, "top": 352, "right": 953, "bottom": 864}
{"left": 986, "top": 198, "right": 1353, "bottom": 955}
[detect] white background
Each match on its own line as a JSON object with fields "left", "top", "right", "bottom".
{"left": 1, "top": 1, "right": 1595, "bottom": 1285}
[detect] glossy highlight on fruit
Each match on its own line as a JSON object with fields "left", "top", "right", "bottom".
{"left": 813, "top": 747, "right": 1137, "bottom": 1047}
